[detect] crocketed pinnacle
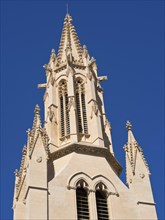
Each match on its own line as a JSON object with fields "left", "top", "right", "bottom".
{"left": 49, "top": 49, "right": 56, "bottom": 63}
{"left": 31, "top": 104, "right": 42, "bottom": 137}
{"left": 125, "top": 121, "right": 137, "bottom": 170}
{"left": 124, "top": 121, "right": 150, "bottom": 177}
{"left": 126, "top": 120, "right": 132, "bottom": 130}
{"left": 126, "top": 120, "right": 136, "bottom": 146}
{"left": 57, "top": 13, "right": 83, "bottom": 65}
{"left": 34, "top": 104, "right": 40, "bottom": 115}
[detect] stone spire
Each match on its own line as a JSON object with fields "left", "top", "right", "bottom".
{"left": 48, "top": 48, "right": 56, "bottom": 69}
{"left": 32, "top": 104, "right": 42, "bottom": 130}
{"left": 124, "top": 121, "right": 150, "bottom": 186}
{"left": 39, "top": 13, "right": 113, "bottom": 151}
{"left": 57, "top": 13, "right": 83, "bottom": 65}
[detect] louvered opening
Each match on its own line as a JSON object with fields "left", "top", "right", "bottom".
{"left": 75, "top": 78, "right": 88, "bottom": 135}
{"left": 65, "top": 93, "right": 70, "bottom": 135}
{"left": 96, "top": 191, "right": 109, "bottom": 220}
{"left": 60, "top": 95, "right": 65, "bottom": 137}
{"left": 59, "top": 80, "right": 70, "bottom": 138}
{"left": 76, "top": 93, "right": 83, "bottom": 133}
{"left": 81, "top": 93, "right": 88, "bottom": 134}
{"left": 76, "top": 187, "right": 89, "bottom": 220}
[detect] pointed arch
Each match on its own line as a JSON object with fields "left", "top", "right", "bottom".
{"left": 67, "top": 172, "right": 92, "bottom": 190}
{"left": 67, "top": 173, "right": 118, "bottom": 196}
{"left": 92, "top": 175, "right": 119, "bottom": 196}
{"left": 58, "top": 79, "right": 70, "bottom": 137}
{"left": 75, "top": 77, "right": 88, "bottom": 134}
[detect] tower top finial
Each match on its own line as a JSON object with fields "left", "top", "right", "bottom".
{"left": 126, "top": 120, "right": 132, "bottom": 130}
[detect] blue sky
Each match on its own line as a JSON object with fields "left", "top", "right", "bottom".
{"left": 1, "top": 1, "right": 164, "bottom": 219}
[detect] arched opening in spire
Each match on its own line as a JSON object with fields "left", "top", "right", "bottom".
{"left": 59, "top": 80, "right": 70, "bottom": 137}
{"left": 75, "top": 78, "right": 88, "bottom": 135}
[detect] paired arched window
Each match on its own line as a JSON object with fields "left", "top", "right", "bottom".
{"left": 95, "top": 183, "right": 109, "bottom": 220}
{"left": 59, "top": 80, "right": 70, "bottom": 137}
{"left": 58, "top": 78, "right": 88, "bottom": 138}
{"left": 75, "top": 78, "right": 88, "bottom": 134}
{"left": 76, "top": 180, "right": 89, "bottom": 220}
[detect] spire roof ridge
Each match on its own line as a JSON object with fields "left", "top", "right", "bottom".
{"left": 57, "top": 13, "right": 83, "bottom": 65}
{"left": 126, "top": 120, "right": 137, "bottom": 144}
{"left": 30, "top": 104, "right": 42, "bottom": 147}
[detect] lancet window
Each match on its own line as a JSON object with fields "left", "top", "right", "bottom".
{"left": 76, "top": 180, "right": 89, "bottom": 220}
{"left": 59, "top": 80, "right": 70, "bottom": 137}
{"left": 75, "top": 78, "right": 88, "bottom": 134}
{"left": 95, "top": 183, "right": 109, "bottom": 220}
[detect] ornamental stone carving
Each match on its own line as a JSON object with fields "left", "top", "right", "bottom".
{"left": 68, "top": 97, "right": 76, "bottom": 111}
{"left": 47, "top": 106, "right": 57, "bottom": 123}
{"left": 90, "top": 102, "right": 99, "bottom": 119}
{"left": 43, "top": 64, "right": 52, "bottom": 77}
{"left": 36, "top": 156, "right": 42, "bottom": 163}
{"left": 139, "top": 173, "right": 145, "bottom": 179}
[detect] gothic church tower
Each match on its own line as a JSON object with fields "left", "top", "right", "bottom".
{"left": 13, "top": 13, "right": 157, "bottom": 220}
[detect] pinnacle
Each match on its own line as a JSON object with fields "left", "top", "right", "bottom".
{"left": 57, "top": 13, "right": 83, "bottom": 64}
{"left": 26, "top": 128, "right": 31, "bottom": 135}
{"left": 32, "top": 104, "right": 42, "bottom": 131}
{"left": 51, "top": 48, "right": 55, "bottom": 54}
{"left": 64, "top": 13, "right": 72, "bottom": 23}
{"left": 49, "top": 48, "right": 56, "bottom": 65}
{"left": 126, "top": 120, "right": 132, "bottom": 130}
{"left": 125, "top": 122, "right": 151, "bottom": 176}
{"left": 34, "top": 104, "right": 40, "bottom": 115}
{"left": 22, "top": 145, "right": 27, "bottom": 155}
{"left": 14, "top": 169, "right": 19, "bottom": 177}
{"left": 126, "top": 120, "right": 136, "bottom": 144}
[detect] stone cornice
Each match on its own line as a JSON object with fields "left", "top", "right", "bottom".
{"left": 51, "top": 143, "right": 122, "bottom": 176}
